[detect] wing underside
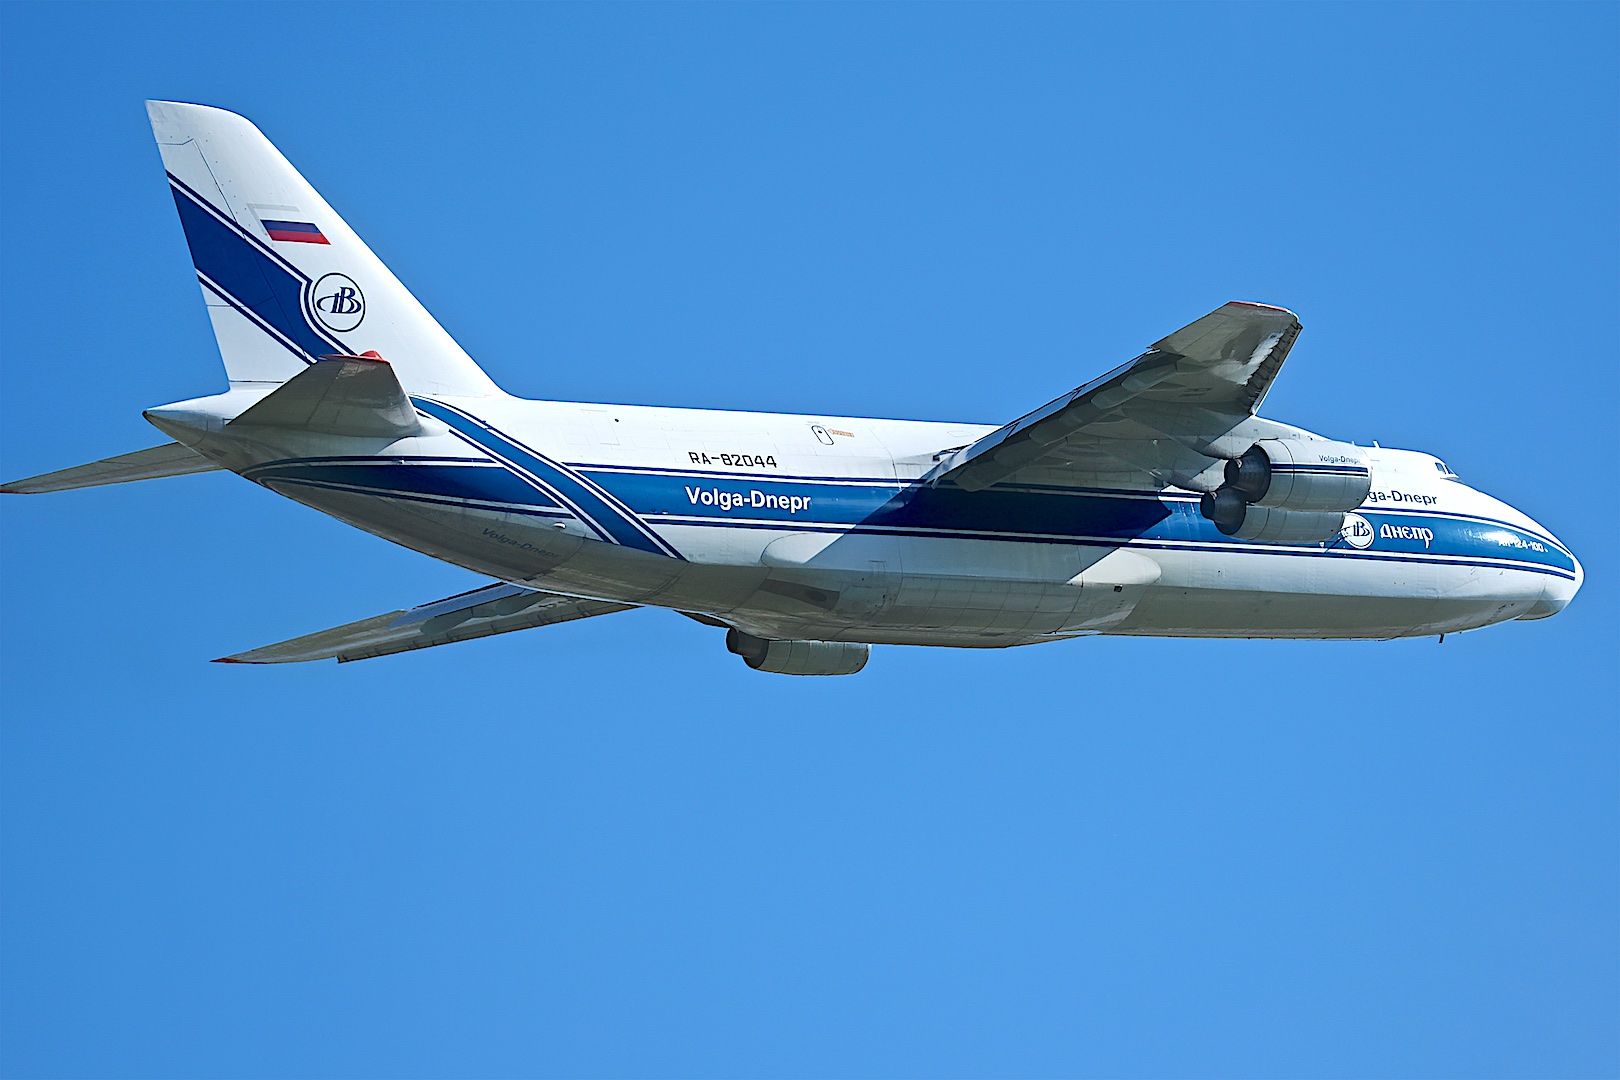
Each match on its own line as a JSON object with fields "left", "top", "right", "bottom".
{"left": 1, "top": 442, "right": 220, "bottom": 494}
{"left": 218, "top": 583, "right": 637, "bottom": 664}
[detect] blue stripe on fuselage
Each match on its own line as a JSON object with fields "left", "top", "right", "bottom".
{"left": 411, "top": 399, "right": 684, "bottom": 559}
{"left": 246, "top": 460, "right": 563, "bottom": 509}
{"left": 574, "top": 466, "right": 1576, "bottom": 577}
{"left": 244, "top": 445, "right": 1572, "bottom": 580}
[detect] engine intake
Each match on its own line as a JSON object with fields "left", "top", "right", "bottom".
{"left": 1224, "top": 439, "right": 1371, "bottom": 512}
{"left": 726, "top": 629, "right": 870, "bottom": 676}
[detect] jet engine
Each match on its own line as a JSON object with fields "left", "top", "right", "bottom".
{"left": 1199, "top": 487, "right": 1347, "bottom": 543}
{"left": 1198, "top": 438, "right": 1370, "bottom": 543}
{"left": 726, "top": 629, "right": 870, "bottom": 676}
{"left": 1223, "top": 439, "right": 1371, "bottom": 512}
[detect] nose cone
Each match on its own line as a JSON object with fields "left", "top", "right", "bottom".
{"left": 1520, "top": 548, "right": 1582, "bottom": 620}
{"left": 1474, "top": 493, "right": 1583, "bottom": 622}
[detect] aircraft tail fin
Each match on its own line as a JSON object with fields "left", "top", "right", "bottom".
{"left": 146, "top": 100, "right": 499, "bottom": 398}
{"left": 1, "top": 442, "right": 220, "bottom": 494}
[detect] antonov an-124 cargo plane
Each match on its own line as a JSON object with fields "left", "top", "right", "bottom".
{"left": 1, "top": 103, "right": 1583, "bottom": 675}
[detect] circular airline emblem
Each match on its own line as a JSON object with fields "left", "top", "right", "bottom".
{"left": 311, "top": 273, "right": 365, "bottom": 333}
{"left": 1340, "top": 512, "right": 1375, "bottom": 549}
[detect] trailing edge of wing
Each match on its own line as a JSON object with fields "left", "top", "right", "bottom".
{"left": 1, "top": 442, "right": 220, "bottom": 494}
{"left": 939, "top": 301, "right": 1302, "bottom": 492}
{"left": 217, "top": 583, "right": 637, "bottom": 664}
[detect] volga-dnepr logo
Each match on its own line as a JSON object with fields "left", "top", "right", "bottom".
{"left": 311, "top": 273, "right": 365, "bottom": 333}
{"left": 1340, "top": 513, "right": 1375, "bottom": 549}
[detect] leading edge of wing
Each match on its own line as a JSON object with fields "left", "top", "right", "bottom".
{"left": 938, "top": 300, "right": 1301, "bottom": 492}
{"left": 216, "top": 582, "right": 637, "bottom": 664}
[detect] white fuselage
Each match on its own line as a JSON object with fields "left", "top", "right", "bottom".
{"left": 151, "top": 389, "right": 1582, "bottom": 649}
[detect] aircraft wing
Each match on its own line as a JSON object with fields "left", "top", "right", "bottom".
{"left": 937, "top": 301, "right": 1302, "bottom": 492}
{"left": 1, "top": 441, "right": 220, "bottom": 494}
{"left": 217, "top": 583, "right": 637, "bottom": 664}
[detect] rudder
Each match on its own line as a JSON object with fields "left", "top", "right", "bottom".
{"left": 147, "top": 100, "right": 498, "bottom": 397}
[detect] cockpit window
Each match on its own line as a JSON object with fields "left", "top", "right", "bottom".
{"left": 1434, "top": 460, "right": 1457, "bottom": 478}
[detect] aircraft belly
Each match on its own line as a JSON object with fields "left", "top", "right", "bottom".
{"left": 256, "top": 481, "right": 588, "bottom": 582}
{"left": 254, "top": 480, "right": 772, "bottom": 610}
{"left": 1108, "top": 547, "right": 1518, "bottom": 639}
{"left": 1422, "top": 565, "right": 1549, "bottom": 633}
{"left": 687, "top": 530, "right": 1157, "bottom": 645}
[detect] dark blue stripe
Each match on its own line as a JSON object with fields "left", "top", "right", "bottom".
{"left": 198, "top": 277, "right": 311, "bottom": 366}
{"left": 167, "top": 177, "right": 340, "bottom": 361}
{"left": 572, "top": 462, "right": 1567, "bottom": 546}
{"left": 643, "top": 516, "right": 1578, "bottom": 581}
{"left": 413, "top": 399, "right": 683, "bottom": 559}
{"left": 1271, "top": 464, "right": 1369, "bottom": 475}
{"left": 567, "top": 463, "right": 1185, "bottom": 501}
{"left": 247, "top": 456, "right": 1574, "bottom": 581}
{"left": 261, "top": 477, "right": 572, "bottom": 520}
{"left": 578, "top": 467, "right": 1576, "bottom": 577}
{"left": 250, "top": 455, "right": 490, "bottom": 468}
{"left": 247, "top": 462, "right": 563, "bottom": 508}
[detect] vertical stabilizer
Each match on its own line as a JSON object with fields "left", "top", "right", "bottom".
{"left": 147, "top": 100, "right": 499, "bottom": 397}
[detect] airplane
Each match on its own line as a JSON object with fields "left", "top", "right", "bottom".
{"left": 0, "top": 101, "right": 1583, "bottom": 675}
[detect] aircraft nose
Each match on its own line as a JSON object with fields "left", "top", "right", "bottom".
{"left": 1520, "top": 544, "right": 1582, "bottom": 620}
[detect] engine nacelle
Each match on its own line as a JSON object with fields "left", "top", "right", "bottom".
{"left": 1199, "top": 488, "right": 1346, "bottom": 543}
{"left": 1224, "top": 439, "right": 1371, "bottom": 512}
{"left": 725, "top": 629, "right": 870, "bottom": 676}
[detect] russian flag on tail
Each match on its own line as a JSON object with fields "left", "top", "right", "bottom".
{"left": 260, "top": 218, "right": 329, "bottom": 244}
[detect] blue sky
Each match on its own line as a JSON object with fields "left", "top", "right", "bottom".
{"left": 2, "top": 3, "right": 1616, "bottom": 1077}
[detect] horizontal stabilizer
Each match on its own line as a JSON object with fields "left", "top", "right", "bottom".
{"left": 229, "top": 353, "right": 422, "bottom": 438}
{"left": 217, "top": 582, "right": 636, "bottom": 664}
{"left": 1, "top": 442, "right": 220, "bottom": 494}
